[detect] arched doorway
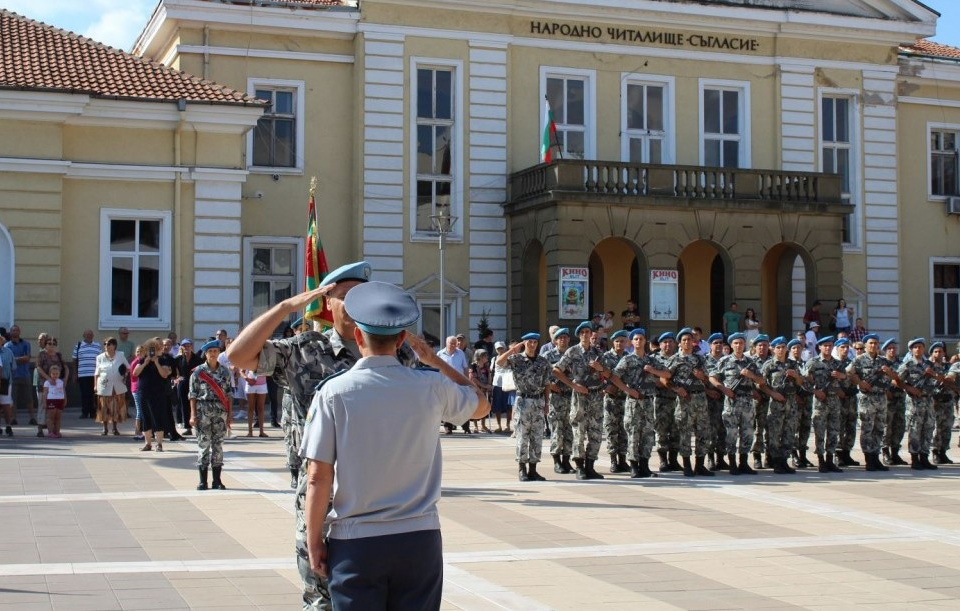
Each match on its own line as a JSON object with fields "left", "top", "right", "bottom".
{"left": 678, "top": 240, "right": 732, "bottom": 332}
{"left": 588, "top": 238, "right": 647, "bottom": 329}
{"left": 520, "top": 240, "right": 546, "bottom": 334}
{"left": 0, "top": 221, "right": 13, "bottom": 327}
{"left": 761, "top": 243, "right": 816, "bottom": 337}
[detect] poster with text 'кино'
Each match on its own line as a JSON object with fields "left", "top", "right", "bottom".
{"left": 559, "top": 266, "right": 589, "bottom": 320}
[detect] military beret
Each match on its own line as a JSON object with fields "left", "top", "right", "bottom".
{"left": 769, "top": 336, "right": 786, "bottom": 347}
{"left": 727, "top": 332, "right": 746, "bottom": 343}
{"left": 344, "top": 281, "right": 420, "bottom": 335}
{"left": 881, "top": 338, "right": 898, "bottom": 352}
{"left": 574, "top": 321, "right": 593, "bottom": 336}
{"left": 929, "top": 341, "right": 945, "bottom": 354}
{"left": 787, "top": 338, "right": 802, "bottom": 349}
{"left": 907, "top": 337, "right": 926, "bottom": 349}
{"left": 752, "top": 334, "right": 770, "bottom": 345}
{"left": 676, "top": 327, "right": 693, "bottom": 341}
{"left": 200, "top": 339, "right": 222, "bottom": 353}
{"left": 834, "top": 338, "right": 850, "bottom": 347}
{"left": 629, "top": 328, "right": 646, "bottom": 340}
{"left": 521, "top": 332, "right": 540, "bottom": 341}
{"left": 816, "top": 336, "right": 835, "bottom": 346}
{"left": 707, "top": 333, "right": 724, "bottom": 343}
{"left": 552, "top": 327, "right": 570, "bottom": 340}
{"left": 610, "top": 330, "right": 628, "bottom": 340}
{"left": 862, "top": 334, "right": 880, "bottom": 343}
{"left": 323, "top": 260, "right": 372, "bottom": 285}
{"left": 657, "top": 332, "right": 675, "bottom": 343}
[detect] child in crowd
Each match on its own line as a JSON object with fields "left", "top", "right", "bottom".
{"left": 42, "top": 364, "right": 66, "bottom": 438}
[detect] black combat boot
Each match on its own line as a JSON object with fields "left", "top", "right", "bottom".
{"left": 753, "top": 451, "right": 763, "bottom": 470}
{"left": 197, "top": 468, "right": 208, "bottom": 491}
{"left": 527, "top": 463, "right": 546, "bottom": 481}
{"left": 865, "top": 453, "right": 879, "bottom": 472}
{"left": 797, "top": 450, "right": 813, "bottom": 468}
{"left": 560, "top": 455, "right": 574, "bottom": 474}
{"left": 211, "top": 466, "right": 226, "bottom": 490}
{"left": 891, "top": 448, "right": 908, "bottom": 466}
{"left": 617, "top": 453, "right": 629, "bottom": 473}
{"left": 728, "top": 453, "right": 740, "bottom": 476}
{"left": 910, "top": 453, "right": 922, "bottom": 470}
{"left": 289, "top": 468, "right": 299, "bottom": 489}
{"left": 694, "top": 455, "right": 714, "bottom": 476}
{"left": 519, "top": 463, "right": 530, "bottom": 482}
{"left": 882, "top": 447, "right": 891, "bottom": 465}
{"left": 781, "top": 457, "right": 796, "bottom": 474}
{"left": 706, "top": 453, "right": 716, "bottom": 471}
{"left": 609, "top": 454, "right": 619, "bottom": 474}
{"left": 873, "top": 453, "right": 889, "bottom": 472}
{"left": 765, "top": 453, "right": 773, "bottom": 470}
{"left": 637, "top": 457, "right": 653, "bottom": 478}
{"left": 629, "top": 460, "right": 641, "bottom": 478}
{"left": 658, "top": 450, "right": 671, "bottom": 473}
{"left": 739, "top": 453, "right": 757, "bottom": 475}
{"left": 773, "top": 457, "right": 789, "bottom": 474}
{"left": 825, "top": 452, "right": 843, "bottom": 473}
{"left": 575, "top": 458, "right": 588, "bottom": 480}
{"left": 715, "top": 453, "right": 729, "bottom": 471}
{"left": 682, "top": 456, "right": 694, "bottom": 477}
{"left": 817, "top": 453, "right": 828, "bottom": 473}
{"left": 553, "top": 454, "right": 564, "bottom": 474}
{"left": 668, "top": 451, "right": 682, "bottom": 472}
{"left": 939, "top": 450, "right": 954, "bottom": 464}
{"left": 920, "top": 453, "right": 938, "bottom": 470}
{"left": 837, "top": 450, "right": 858, "bottom": 467}
{"left": 584, "top": 459, "right": 605, "bottom": 480}
{"left": 846, "top": 450, "right": 861, "bottom": 466}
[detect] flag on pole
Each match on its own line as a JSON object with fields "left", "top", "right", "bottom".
{"left": 541, "top": 98, "right": 558, "bottom": 163}
{"left": 304, "top": 178, "right": 333, "bottom": 329}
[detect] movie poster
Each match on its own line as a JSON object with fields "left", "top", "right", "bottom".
{"left": 650, "top": 269, "right": 678, "bottom": 321}
{"left": 559, "top": 266, "right": 589, "bottom": 320}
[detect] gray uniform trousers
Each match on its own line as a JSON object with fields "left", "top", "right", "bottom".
{"left": 766, "top": 394, "right": 798, "bottom": 461}
{"left": 883, "top": 391, "right": 907, "bottom": 453}
{"left": 603, "top": 392, "right": 628, "bottom": 455}
{"left": 858, "top": 392, "right": 886, "bottom": 455}
{"left": 654, "top": 391, "right": 679, "bottom": 452}
{"left": 796, "top": 392, "right": 813, "bottom": 452}
{"left": 723, "top": 393, "right": 756, "bottom": 454}
{"left": 548, "top": 389, "right": 573, "bottom": 455}
{"left": 932, "top": 395, "right": 955, "bottom": 454}
{"left": 195, "top": 402, "right": 227, "bottom": 468}
{"left": 295, "top": 469, "right": 332, "bottom": 610}
{"left": 812, "top": 393, "right": 842, "bottom": 455}
{"left": 571, "top": 388, "right": 604, "bottom": 461}
{"left": 675, "top": 392, "right": 711, "bottom": 457}
{"left": 513, "top": 396, "right": 546, "bottom": 464}
{"left": 751, "top": 395, "right": 768, "bottom": 454}
{"left": 906, "top": 395, "right": 935, "bottom": 455}
{"left": 839, "top": 392, "right": 859, "bottom": 453}
{"left": 624, "top": 394, "right": 656, "bottom": 461}
{"left": 281, "top": 390, "right": 302, "bottom": 471}
{"left": 708, "top": 394, "right": 726, "bottom": 456}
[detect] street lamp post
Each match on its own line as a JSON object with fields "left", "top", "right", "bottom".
{"left": 430, "top": 205, "right": 457, "bottom": 345}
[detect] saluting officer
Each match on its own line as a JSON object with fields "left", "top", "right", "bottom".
{"left": 553, "top": 321, "right": 606, "bottom": 480}
{"left": 710, "top": 333, "right": 766, "bottom": 475}
{"left": 600, "top": 330, "right": 630, "bottom": 473}
{"left": 542, "top": 328, "right": 574, "bottom": 474}
{"left": 496, "top": 332, "right": 553, "bottom": 481}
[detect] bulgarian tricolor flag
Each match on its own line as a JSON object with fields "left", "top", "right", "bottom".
{"left": 541, "top": 98, "right": 558, "bottom": 163}
{"left": 304, "top": 183, "right": 333, "bottom": 329}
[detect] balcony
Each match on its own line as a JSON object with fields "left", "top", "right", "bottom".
{"left": 505, "top": 160, "right": 848, "bottom": 215}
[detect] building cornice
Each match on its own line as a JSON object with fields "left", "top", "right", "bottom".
{"left": 177, "top": 44, "right": 354, "bottom": 64}
{"left": 0, "top": 158, "right": 249, "bottom": 183}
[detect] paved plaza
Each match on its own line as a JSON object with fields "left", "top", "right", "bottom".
{"left": 1, "top": 411, "right": 960, "bottom": 610}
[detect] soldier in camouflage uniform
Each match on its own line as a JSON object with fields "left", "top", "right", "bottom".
{"left": 750, "top": 335, "right": 772, "bottom": 470}
{"left": 281, "top": 388, "right": 299, "bottom": 487}
{"left": 802, "top": 336, "right": 848, "bottom": 473}
{"left": 601, "top": 331, "right": 630, "bottom": 473}
{"left": 941, "top": 357, "right": 960, "bottom": 464}
{"left": 703, "top": 334, "right": 728, "bottom": 471}
{"left": 611, "top": 329, "right": 670, "bottom": 478}
{"left": 709, "top": 333, "right": 766, "bottom": 475}
{"left": 653, "top": 332, "right": 682, "bottom": 472}
{"left": 496, "top": 332, "right": 552, "bottom": 481}
{"left": 542, "top": 328, "right": 574, "bottom": 473}
{"left": 834, "top": 339, "right": 861, "bottom": 467}
{"left": 189, "top": 340, "right": 234, "bottom": 490}
{"left": 928, "top": 342, "right": 957, "bottom": 464}
{"left": 553, "top": 321, "right": 607, "bottom": 480}
{"left": 760, "top": 337, "right": 802, "bottom": 474}
{"left": 881, "top": 339, "right": 909, "bottom": 466}
{"left": 666, "top": 328, "right": 714, "bottom": 477}
{"left": 788, "top": 339, "right": 813, "bottom": 468}
{"left": 897, "top": 338, "right": 940, "bottom": 470}
{"left": 846, "top": 334, "right": 897, "bottom": 471}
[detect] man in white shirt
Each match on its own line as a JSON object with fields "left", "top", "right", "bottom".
{"left": 437, "top": 336, "right": 468, "bottom": 376}
{"left": 804, "top": 322, "right": 820, "bottom": 357}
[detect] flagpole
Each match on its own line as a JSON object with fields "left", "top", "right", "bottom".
{"left": 547, "top": 95, "right": 563, "bottom": 160}
{"left": 307, "top": 176, "right": 318, "bottom": 327}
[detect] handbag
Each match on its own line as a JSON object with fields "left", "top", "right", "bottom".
{"left": 118, "top": 363, "right": 128, "bottom": 377}
{"left": 500, "top": 369, "right": 516, "bottom": 392}
{"left": 0, "top": 377, "right": 8, "bottom": 395}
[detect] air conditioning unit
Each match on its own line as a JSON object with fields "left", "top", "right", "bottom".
{"left": 947, "top": 196, "right": 960, "bottom": 215}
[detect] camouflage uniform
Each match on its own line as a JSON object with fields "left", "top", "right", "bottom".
{"left": 803, "top": 355, "right": 844, "bottom": 456}
{"left": 761, "top": 358, "right": 800, "bottom": 462}
{"left": 667, "top": 351, "right": 711, "bottom": 457}
{"left": 556, "top": 343, "right": 605, "bottom": 461}
{"left": 931, "top": 360, "right": 956, "bottom": 457}
{"left": 653, "top": 352, "right": 679, "bottom": 453}
{"left": 847, "top": 353, "right": 889, "bottom": 456}
{"left": 542, "top": 344, "right": 573, "bottom": 456}
{"left": 711, "top": 354, "right": 760, "bottom": 454}
{"left": 503, "top": 353, "right": 551, "bottom": 464}
{"left": 188, "top": 363, "right": 233, "bottom": 469}
{"left": 883, "top": 374, "right": 907, "bottom": 457}
{"left": 280, "top": 389, "right": 300, "bottom": 471}
{"left": 613, "top": 353, "right": 658, "bottom": 461}
{"left": 750, "top": 353, "right": 772, "bottom": 456}
{"left": 837, "top": 356, "right": 860, "bottom": 455}
{"left": 898, "top": 355, "right": 937, "bottom": 456}
{"left": 704, "top": 353, "right": 726, "bottom": 457}
{"left": 600, "top": 349, "right": 628, "bottom": 456}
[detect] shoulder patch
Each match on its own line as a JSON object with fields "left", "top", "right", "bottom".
{"left": 305, "top": 369, "right": 350, "bottom": 425}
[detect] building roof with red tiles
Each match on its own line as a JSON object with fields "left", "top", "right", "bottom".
{"left": 900, "top": 39, "right": 960, "bottom": 61}
{"left": 0, "top": 9, "right": 263, "bottom": 106}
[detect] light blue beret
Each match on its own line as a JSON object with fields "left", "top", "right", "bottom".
{"left": 727, "top": 332, "right": 746, "bottom": 343}
{"left": 907, "top": 337, "right": 926, "bottom": 350}
{"left": 323, "top": 260, "right": 372, "bottom": 285}
{"left": 929, "top": 341, "right": 945, "bottom": 353}
{"left": 834, "top": 338, "right": 850, "bottom": 347}
{"left": 752, "top": 334, "right": 770, "bottom": 345}
{"left": 881, "top": 338, "right": 898, "bottom": 352}
{"left": 629, "top": 328, "right": 646, "bottom": 339}
{"left": 787, "top": 338, "right": 802, "bottom": 349}
{"left": 657, "top": 332, "right": 675, "bottom": 343}
{"left": 676, "top": 327, "right": 693, "bottom": 341}
{"left": 574, "top": 321, "right": 593, "bottom": 336}
{"left": 707, "top": 333, "right": 724, "bottom": 343}
{"left": 552, "top": 327, "right": 570, "bottom": 340}
{"left": 610, "top": 330, "right": 628, "bottom": 340}
{"left": 344, "top": 281, "right": 420, "bottom": 335}
{"left": 200, "top": 339, "right": 222, "bottom": 353}
{"left": 817, "top": 336, "right": 835, "bottom": 346}
{"left": 770, "top": 336, "right": 786, "bottom": 347}
{"left": 862, "top": 334, "right": 880, "bottom": 343}
{"left": 521, "top": 332, "right": 540, "bottom": 341}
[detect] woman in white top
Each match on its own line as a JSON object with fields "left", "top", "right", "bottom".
{"left": 94, "top": 337, "right": 130, "bottom": 435}
{"left": 831, "top": 298, "right": 854, "bottom": 334}
{"left": 743, "top": 308, "right": 761, "bottom": 343}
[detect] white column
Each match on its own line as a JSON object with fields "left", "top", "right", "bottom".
{"left": 467, "top": 41, "right": 508, "bottom": 337}
{"left": 361, "top": 32, "right": 406, "bottom": 285}
{"left": 861, "top": 70, "right": 900, "bottom": 337}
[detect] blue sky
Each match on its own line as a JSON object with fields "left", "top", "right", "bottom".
{"left": 3, "top": 0, "right": 959, "bottom": 52}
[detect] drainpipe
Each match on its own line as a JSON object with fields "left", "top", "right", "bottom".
{"left": 175, "top": 99, "right": 186, "bottom": 332}
{"left": 203, "top": 25, "right": 210, "bottom": 79}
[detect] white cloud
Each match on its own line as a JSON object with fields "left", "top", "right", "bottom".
{"left": 84, "top": 7, "right": 154, "bottom": 50}
{"left": 4, "top": 0, "right": 157, "bottom": 50}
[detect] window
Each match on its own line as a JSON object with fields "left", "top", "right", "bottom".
{"left": 416, "top": 301, "right": 455, "bottom": 348}
{"left": 247, "top": 79, "right": 305, "bottom": 173}
{"left": 415, "top": 66, "right": 455, "bottom": 234}
{"left": 932, "top": 261, "right": 960, "bottom": 339}
{"left": 622, "top": 76, "right": 674, "bottom": 164}
{"left": 700, "top": 80, "right": 750, "bottom": 169}
{"left": 99, "top": 209, "right": 171, "bottom": 329}
{"left": 931, "top": 128, "right": 958, "bottom": 197}
{"left": 541, "top": 67, "right": 596, "bottom": 161}
{"left": 243, "top": 237, "right": 303, "bottom": 327}
{"left": 822, "top": 96, "right": 853, "bottom": 243}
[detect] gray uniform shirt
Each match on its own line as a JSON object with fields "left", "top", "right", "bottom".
{"left": 300, "top": 355, "right": 478, "bottom": 540}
